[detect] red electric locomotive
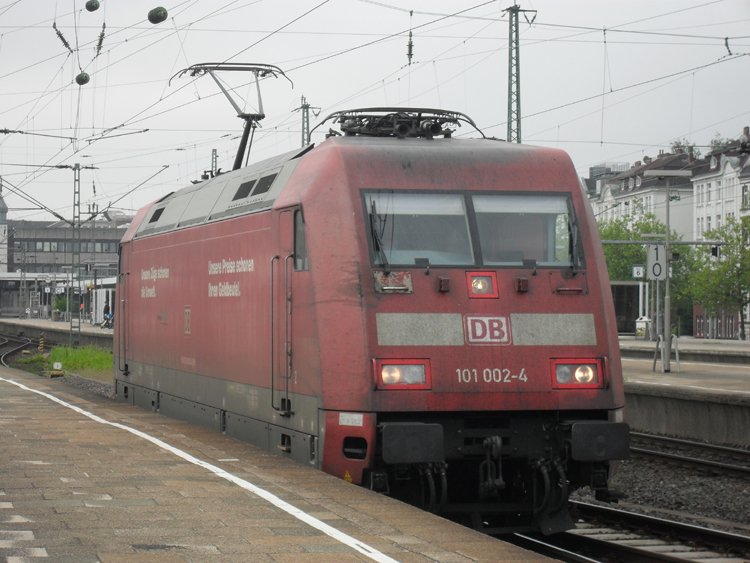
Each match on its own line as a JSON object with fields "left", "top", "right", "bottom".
{"left": 114, "top": 108, "right": 628, "bottom": 534}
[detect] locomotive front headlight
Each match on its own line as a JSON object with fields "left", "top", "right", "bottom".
{"left": 551, "top": 359, "right": 602, "bottom": 389}
{"left": 466, "top": 271, "right": 498, "bottom": 299}
{"left": 472, "top": 276, "right": 491, "bottom": 293}
{"left": 574, "top": 364, "right": 596, "bottom": 384}
{"left": 381, "top": 365, "right": 403, "bottom": 385}
{"left": 375, "top": 360, "right": 430, "bottom": 389}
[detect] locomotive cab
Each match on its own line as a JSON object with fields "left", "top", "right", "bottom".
{"left": 350, "top": 182, "right": 629, "bottom": 533}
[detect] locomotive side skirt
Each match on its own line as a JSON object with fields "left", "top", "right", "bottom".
{"left": 116, "top": 374, "right": 322, "bottom": 468}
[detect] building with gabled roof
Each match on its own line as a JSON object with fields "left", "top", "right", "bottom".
{"left": 691, "top": 126, "right": 750, "bottom": 339}
{"left": 589, "top": 151, "right": 707, "bottom": 240}
{"left": 693, "top": 126, "right": 750, "bottom": 236}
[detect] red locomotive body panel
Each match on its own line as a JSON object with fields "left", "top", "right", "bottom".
{"left": 116, "top": 116, "right": 628, "bottom": 535}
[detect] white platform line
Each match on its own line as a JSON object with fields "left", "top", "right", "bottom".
{"left": 0, "top": 377, "right": 400, "bottom": 563}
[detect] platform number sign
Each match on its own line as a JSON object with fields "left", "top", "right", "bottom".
{"left": 646, "top": 244, "right": 666, "bottom": 280}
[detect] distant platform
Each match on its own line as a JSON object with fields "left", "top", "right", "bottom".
{"left": 619, "top": 334, "right": 750, "bottom": 364}
{"left": 0, "top": 317, "right": 111, "bottom": 348}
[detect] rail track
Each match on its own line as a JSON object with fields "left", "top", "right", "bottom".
{"left": 510, "top": 500, "right": 750, "bottom": 562}
{"left": 630, "top": 431, "right": 750, "bottom": 477}
{"left": 0, "top": 334, "right": 34, "bottom": 366}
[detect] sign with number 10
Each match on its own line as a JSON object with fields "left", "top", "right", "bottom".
{"left": 646, "top": 244, "right": 666, "bottom": 281}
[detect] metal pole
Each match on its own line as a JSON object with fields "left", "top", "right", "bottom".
{"left": 639, "top": 282, "right": 646, "bottom": 318}
{"left": 664, "top": 179, "right": 672, "bottom": 372}
{"left": 71, "top": 163, "right": 82, "bottom": 347}
{"left": 300, "top": 95, "right": 310, "bottom": 148}
{"left": 67, "top": 270, "right": 71, "bottom": 346}
{"left": 504, "top": 4, "right": 536, "bottom": 143}
{"left": 644, "top": 282, "right": 654, "bottom": 340}
{"left": 506, "top": 5, "right": 520, "bottom": 143}
{"left": 656, "top": 279, "right": 661, "bottom": 339}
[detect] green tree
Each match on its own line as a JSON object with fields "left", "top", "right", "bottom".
{"left": 598, "top": 213, "right": 695, "bottom": 335}
{"left": 598, "top": 213, "right": 666, "bottom": 281}
{"left": 709, "top": 132, "right": 736, "bottom": 152}
{"left": 670, "top": 138, "right": 701, "bottom": 159}
{"left": 54, "top": 295, "right": 67, "bottom": 312}
{"left": 690, "top": 217, "right": 750, "bottom": 340}
{"left": 669, "top": 240, "right": 698, "bottom": 335}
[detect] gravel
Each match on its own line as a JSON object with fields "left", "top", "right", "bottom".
{"left": 58, "top": 375, "right": 749, "bottom": 537}
{"left": 573, "top": 456, "right": 750, "bottom": 536}
{"left": 61, "top": 373, "right": 115, "bottom": 399}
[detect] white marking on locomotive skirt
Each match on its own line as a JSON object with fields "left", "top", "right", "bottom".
{"left": 339, "top": 412, "right": 364, "bottom": 427}
{"left": 0, "top": 376, "right": 399, "bottom": 563}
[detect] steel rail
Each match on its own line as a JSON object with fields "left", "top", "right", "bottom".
{"left": 569, "top": 500, "right": 750, "bottom": 560}
{"left": 630, "top": 432, "right": 750, "bottom": 477}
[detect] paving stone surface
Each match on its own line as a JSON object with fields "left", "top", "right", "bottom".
{"left": 0, "top": 368, "right": 548, "bottom": 562}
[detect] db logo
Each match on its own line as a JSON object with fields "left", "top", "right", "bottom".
{"left": 465, "top": 316, "right": 511, "bottom": 345}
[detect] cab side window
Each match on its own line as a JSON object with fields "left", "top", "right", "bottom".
{"left": 294, "top": 209, "right": 308, "bottom": 271}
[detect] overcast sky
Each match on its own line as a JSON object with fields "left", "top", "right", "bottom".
{"left": 1, "top": 0, "right": 748, "bottom": 222}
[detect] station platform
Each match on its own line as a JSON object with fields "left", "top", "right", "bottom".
{"left": 0, "top": 366, "right": 547, "bottom": 562}
{"left": 616, "top": 336, "right": 750, "bottom": 447}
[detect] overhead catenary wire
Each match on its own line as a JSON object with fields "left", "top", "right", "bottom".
{"left": 361, "top": 0, "right": 740, "bottom": 41}
{"left": 578, "top": 107, "right": 750, "bottom": 172}
{"left": 1, "top": 3, "right": 235, "bottom": 200}
{"left": 86, "top": 164, "right": 171, "bottom": 222}
{"left": 39, "top": 1, "right": 448, "bottom": 147}
{"left": 475, "top": 53, "right": 747, "bottom": 135}
{"left": 2, "top": 0, "right": 312, "bottom": 218}
{"left": 0, "top": 174, "right": 71, "bottom": 222}
{"left": 0, "top": 1, "right": 21, "bottom": 18}
{"left": 142, "top": 2, "right": 502, "bottom": 130}
{"left": 4, "top": 3, "right": 742, "bottom": 123}
{"left": 286, "top": 2, "right": 748, "bottom": 135}
{"left": 61, "top": 0, "right": 327, "bottom": 143}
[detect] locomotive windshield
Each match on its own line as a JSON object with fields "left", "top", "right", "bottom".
{"left": 364, "top": 191, "right": 581, "bottom": 268}
{"left": 473, "top": 194, "right": 575, "bottom": 267}
{"left": 367, "top": 193, "right": 475, "bottom": 266}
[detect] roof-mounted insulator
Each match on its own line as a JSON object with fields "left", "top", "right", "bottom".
{"left": 310, "top": 107, "right": 485, "bottom": 140}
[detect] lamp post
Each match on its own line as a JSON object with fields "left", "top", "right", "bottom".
{"left": 643, "top": 169, "right": 692, "bottom": 372}
{"left": 61, "top": 265, "right": 73, "bottom": 346}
